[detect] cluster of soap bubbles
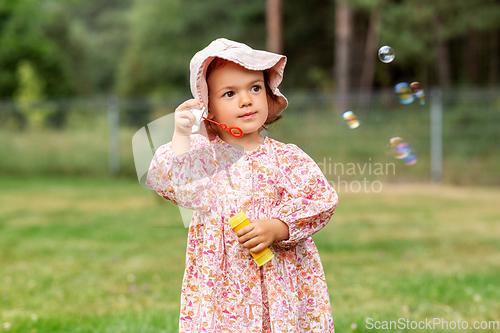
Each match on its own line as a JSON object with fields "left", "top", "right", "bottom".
{"left": 386, "top": 137, "right": 417, "bottom": 165}
{"left": 394, "top": 82, "right": 425, "bottom": 105}
{"left": 340, "top": 45, "right": 422, "bottom": 166}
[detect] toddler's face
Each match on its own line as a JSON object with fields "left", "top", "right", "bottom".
{"left": 207, "top": 61, "right": 268, "bottom": 139}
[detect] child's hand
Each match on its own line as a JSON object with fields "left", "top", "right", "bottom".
{"left": 174, "top": 99, "right": 203, "bottom": 136}
{"left": 171, "top": 99, "right": 203, "bottom": 155}
{"left": 236, "top": 219, "right": 289, "bottom": 253}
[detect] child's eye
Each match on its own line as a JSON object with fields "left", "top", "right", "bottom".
{"left": 223, "top": 91, "right": 235, "bottom": 98}
{"left": 251, "top": 85, "right": 262, "bottom": 93}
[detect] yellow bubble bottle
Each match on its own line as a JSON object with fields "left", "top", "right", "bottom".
{"left": 228, "top": 211, "right": 275, "bottom": 267}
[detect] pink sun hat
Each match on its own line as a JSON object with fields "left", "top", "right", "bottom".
{"left": 189, "top": 38, "right": 288, "bottom": 134}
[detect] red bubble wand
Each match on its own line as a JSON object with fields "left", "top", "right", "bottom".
{"left": 190, "top": 107, "right": 243, "bottom": 138}
{"left": 202, "top": 116, "right": 243, "bottom": 138}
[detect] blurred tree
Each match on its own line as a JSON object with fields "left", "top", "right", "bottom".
{"left": 65, "top": 0, "right": 131, "bottom": 95}
{"left": 359, "top": 1, "right": 384, "bottom": 93}
{"left": 489, "top": 31, "right": 499, "bottom": 86}
{"left": 377, "top": 0, "right": 500, "bottom": 87}
{"left": 334, "top": 0, "right": 352, "bottom": 112}
{"left": 14, "top": 60, "right": 54, "bottom": 128}
{"left": 0, "top": 0, "right": 75, "bottom": 98}
{"left": 42, "top": 0, "right": 130, "bottom": 96}
{"left": 117, "top": 0, "right": 267, "bottom": 99}
{"left": 117, "top": 0, "right": 337, "bottom": 99}
{"left": 283, "top": 0, "right": 333, "bottom": 90}
{"left": 1, "top": 0, "right": 500, "bottom": 104}
{"left": 266, "top": 0, "right": 283, "bottom": 54}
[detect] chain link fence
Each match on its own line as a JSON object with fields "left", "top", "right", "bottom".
{"left": 0, "top": 88, "right": 499, "bottom": 186}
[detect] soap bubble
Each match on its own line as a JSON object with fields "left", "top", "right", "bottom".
{"left": 394, "top": 82, "right": 415, "bottom": 105}
{"left": 387, "top": 137, "right": 417, "bottom": 165}
{"left": 394, "top": 82, "right": 426, "bottom": 106}
{"left": 410, "top": 82, "right": 425, "bottom": 105}
{"left": 409, "top": 81, "right": 421, "bottom": 93}
{"left": 387, "top": 137, "right": 411, "bottom": 159}
{"left": 404, "top": 154, "right": 418, "bottom": 166}
{"left": 342, "top": 111, "right": 359, "bottom": 129}
{"left": 378, "top": 45, "right": 395, "bottom": 63}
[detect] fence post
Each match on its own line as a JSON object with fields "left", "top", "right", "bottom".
{"left": 430, "top": 87, "right": 443, "bottom": 184}
{"left": 108, "top": 96, "right": 120, "bottom": 176}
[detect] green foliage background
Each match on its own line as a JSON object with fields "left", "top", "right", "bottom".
{"left": 2, "top": 0, "right": 500, "bottom": 99}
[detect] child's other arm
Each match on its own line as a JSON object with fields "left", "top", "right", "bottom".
{"left": 237, "top": 218, "right": 289, "bottom": 254}
{"left": 272, "top": 144, "right": 338, "bottom": 248}
{"left": 172, "top": 99, "right": 203, "bottom": 155}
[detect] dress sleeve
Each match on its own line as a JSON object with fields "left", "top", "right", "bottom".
{"left": 146, "top": 134, "right": 217, "bottom": 211}
{"left": 272, "top": 144, "right": 338, "bottom": 248}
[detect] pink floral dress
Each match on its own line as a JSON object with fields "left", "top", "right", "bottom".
{"left": 147, "top": 134, "right": 338, "bottom": 333}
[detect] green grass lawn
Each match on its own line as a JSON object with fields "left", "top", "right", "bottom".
{"left": 1, "top": 177, "right": 499, "bottom": 332}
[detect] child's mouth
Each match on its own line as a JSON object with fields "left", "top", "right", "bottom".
{"left": 239, "top": 112, "right": 256, "bottom": 119}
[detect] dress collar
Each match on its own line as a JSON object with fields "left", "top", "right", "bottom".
{"left": 211, "top": 136, "right": 269, "bottom": 155}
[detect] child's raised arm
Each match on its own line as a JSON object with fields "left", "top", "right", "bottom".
{"left": 146, "top": 133, "right": 217, "bottom": 212}
{"left": 172, "top": 99, "right": 203, "bottom": 155}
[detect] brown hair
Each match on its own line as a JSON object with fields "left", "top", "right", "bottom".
{"left": 205, "top": 57, "right": 282, "bottom": 130}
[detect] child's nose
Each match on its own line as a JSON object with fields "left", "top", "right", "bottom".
{"left": 239, "top": 92, "right": 252, "bottom": 108}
